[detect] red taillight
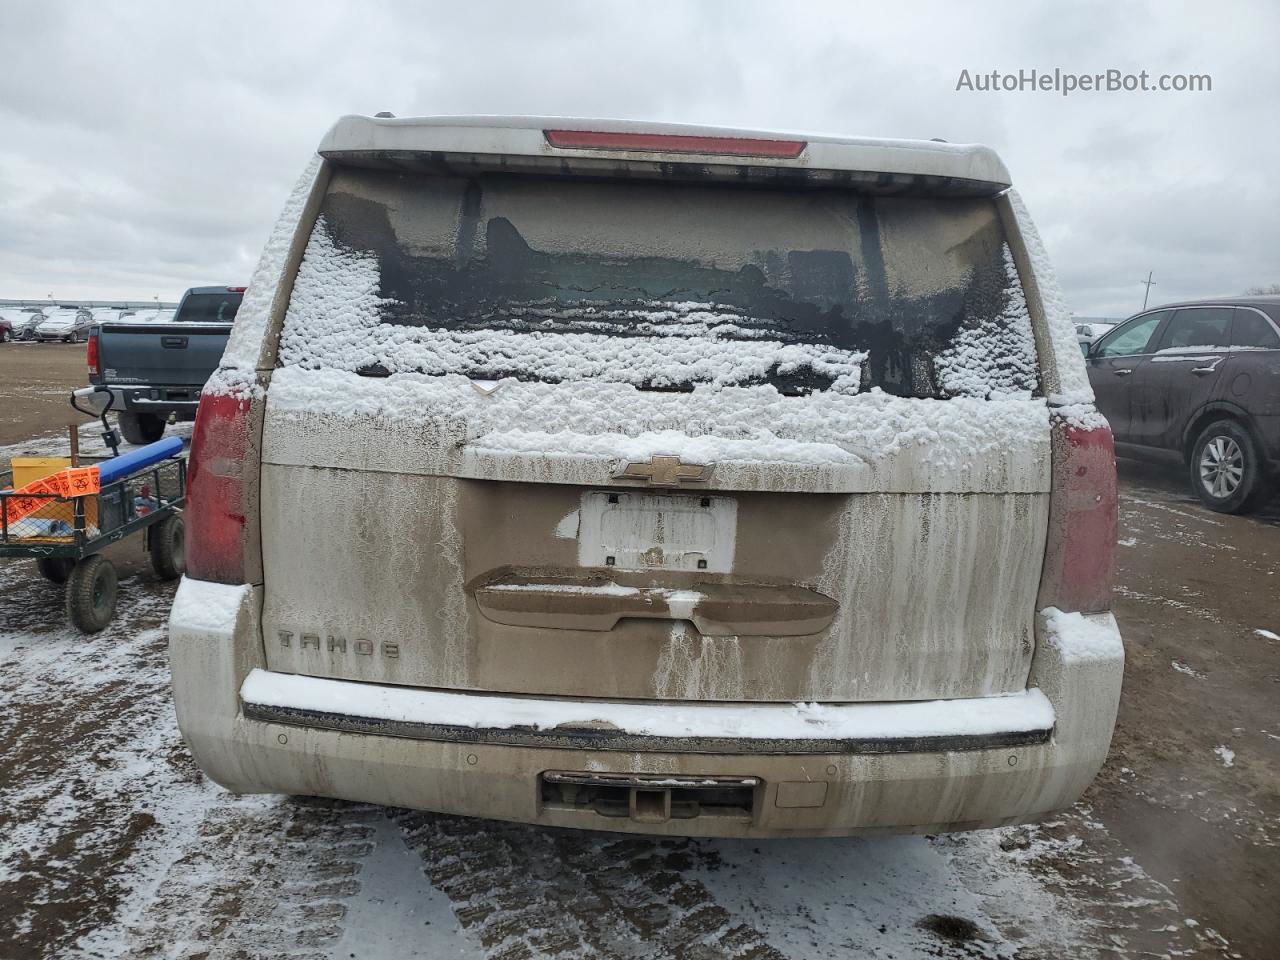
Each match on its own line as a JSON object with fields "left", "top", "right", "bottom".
{"left": 185, "top": 391, "right": 251, "bottom": 584}
{"left": 86, "top": 332, "right": 100, "bottom": 377}
{"left": 544, "top": 129, "right": 807, "bottom": 159}
{"left": 1037, "top": 417, "right": 1117, "bottom": 614}
{"left": 227, "top": 286, "right": 247, "bottom": 293}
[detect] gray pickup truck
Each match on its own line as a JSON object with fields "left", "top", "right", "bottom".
{"left": 90, "top": 286, "right": 244, "bottom": 443}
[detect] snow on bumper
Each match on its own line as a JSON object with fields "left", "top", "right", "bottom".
{"left": 169, "top": 581, "right": 1123, "bottom": 838}
{"left": 237, "top": 668, "right": 1056, "bottom": 754}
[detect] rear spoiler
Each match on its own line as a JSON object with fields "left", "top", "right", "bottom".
{"left": 317, "top": 115, "right": 1012, "bottom": 196}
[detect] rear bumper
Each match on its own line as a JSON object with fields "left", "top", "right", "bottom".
{"left": 104, "top": 385, "right": 202, "bottom": 419}
{"left": 168, "top": 580, "right": 1124, "bottom": 838}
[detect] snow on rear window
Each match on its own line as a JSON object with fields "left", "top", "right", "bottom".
{"left": 277, "top": 169, "right": 1040, "bottom": 400}
{"left": 933, "top": 246, "right": 1038, "bottom": 399}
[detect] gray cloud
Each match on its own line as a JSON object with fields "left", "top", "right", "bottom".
{"left": 1, "top": 0, "right": 1276, "bottom": 317}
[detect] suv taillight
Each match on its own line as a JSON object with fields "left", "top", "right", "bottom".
{"left": 86, "top": 332, "right": 100, "bottom": 378}
{"left": 185, "top": 391, "right": 252, "bottom": 584}
{"left": 1037, "top": 416, "right": 1117, "bottom": 614}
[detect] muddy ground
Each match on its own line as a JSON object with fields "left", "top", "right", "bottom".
{"left": 0, "top": 342, "right": 90, "bottom": 447}
{"left": 0, "top": 343, "right": 1276, "bottom": 959}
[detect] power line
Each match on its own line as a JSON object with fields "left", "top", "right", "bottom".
{"left": 1140, "top": 271, "right": 1156, "bottom": 310}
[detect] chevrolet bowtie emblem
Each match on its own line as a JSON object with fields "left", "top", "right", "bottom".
{"left": 614, "top": 455, "right": 712, "bottom": 486}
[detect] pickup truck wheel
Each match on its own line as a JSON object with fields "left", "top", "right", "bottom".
{"left": 118, "top": 411, "right": 166, "bottom": 445}
{"left": 66, "top": 555, "right": 118, "bottom": 633}
{"left": 1189, "top": 419, "right": 1271, "bottom": 514}
{"left": 149, "top": 514, "right": 185, "bottom": 580}
{"left": 36, "top": 557, "right": 75, "bottom": 583}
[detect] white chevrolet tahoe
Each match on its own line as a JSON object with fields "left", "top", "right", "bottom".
{"left": 168, "top": 115, "right": 1122, "bottom": 838}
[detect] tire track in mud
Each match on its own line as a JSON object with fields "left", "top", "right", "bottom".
{"left": 0, "top": 570, "right": 179, "bottom": 958}
{"left": 395, "top": 811, "right": 787, "bottom": 960}
{"left": 112, "top": 798, "right": 383, "bottom": 960}
{"left": 0, "top": 562, "right": 382, "bottom": 960}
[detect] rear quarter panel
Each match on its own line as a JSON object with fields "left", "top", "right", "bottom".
{"left": 1237, "top": 350, "right": 1280, "bottom": 461}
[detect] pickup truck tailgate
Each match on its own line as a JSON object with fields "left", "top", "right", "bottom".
{"left": 96, "top": 323, "right": 232, "bottom": 387}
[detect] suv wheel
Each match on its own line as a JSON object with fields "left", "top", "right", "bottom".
{"left": 1189, "top": 419, "right": 1271, "bottom": 514}
{"left": 118, "top": 411, "right": 166, "bottom": 445}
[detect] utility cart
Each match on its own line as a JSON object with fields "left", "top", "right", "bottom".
{"left": 0, "top": 388, "right": 186, "bottom": 632}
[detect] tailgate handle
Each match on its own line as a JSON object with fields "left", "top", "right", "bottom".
{"left": 474, "top": 579, "right": 838, "bottom": 637}
{"left": 161, "top": 336, "right": 188, "bottom": 349}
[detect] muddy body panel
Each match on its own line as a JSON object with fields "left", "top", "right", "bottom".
{"left": 259, "top": 457, "right": 1047, "bottom": 701}
{"left": 170, "top": 581, "right": 1122, "bottom": 838}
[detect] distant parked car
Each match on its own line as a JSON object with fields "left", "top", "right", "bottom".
{"left": 117, "top": 308, "right": 176, "bottom": 323}
{"left": 1075, "top": 321, "right": 1116, "bottom": 354}
{"left": 1085, "top": 296, "right": 1280, "bottom": 513}
{"left": 35, "top": 308, "right": 94, "bottom": 342}
{"left": 0, "top": 307, "right": 46, "bottom": 340}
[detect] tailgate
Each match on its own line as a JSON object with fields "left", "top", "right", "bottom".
{"left": 99, "top": 324, "right": 231, "bottom": 387}
{"left": 258, "top": 374, "right": 1049, "bottom": 703}
{"left": 256, "top": 160, "right": 1050, "bottom": 704}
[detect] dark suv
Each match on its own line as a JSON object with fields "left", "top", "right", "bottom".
{"left": 1086, "top": 296, "right": 1280, "bottom": 513}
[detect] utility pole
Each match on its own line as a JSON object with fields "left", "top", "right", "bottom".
{"left": 1140, "top": 271, "right": 1156, "bottom": 310}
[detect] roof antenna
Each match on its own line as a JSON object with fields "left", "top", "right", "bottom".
{"left": 374, "top": 111, "right": 396, "bottom": 118}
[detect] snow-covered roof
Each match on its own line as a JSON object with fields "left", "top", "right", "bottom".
{"left": 318, "top": 115, "right": 1012, "bottom": 194}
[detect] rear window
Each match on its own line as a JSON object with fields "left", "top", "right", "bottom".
{"left": 176, "top": 292, "right": 242, "bottom": 324}
{"left": 277, "top": 168, "right": 1040, "bottom": 400}
{"left": 1158, "top": 307, "right": 1232, "bottom": 351}
{"left": 1231, "top": 309, "right": 1280, "bottom": 349}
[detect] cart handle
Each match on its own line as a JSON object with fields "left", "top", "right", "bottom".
{"left": 70, "top": 386, "right": 115, "bottom": 419}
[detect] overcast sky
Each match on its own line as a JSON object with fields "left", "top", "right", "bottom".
{"left": 1, "top": 0, "right": 1275, "bottom": 317}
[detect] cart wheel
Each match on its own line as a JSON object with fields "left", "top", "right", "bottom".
{"left": 149, "top": 514, "right": 185, "bottom": 581}
{"left": 36, "top": 557, "right": 75, "bottom": 584}
{"left": 66, "top": 555, "right": 118, "bottom": 633}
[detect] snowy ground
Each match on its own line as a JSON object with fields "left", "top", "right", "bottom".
{"left": 0, "top": 414, "right": 1272, "bottom": 958}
